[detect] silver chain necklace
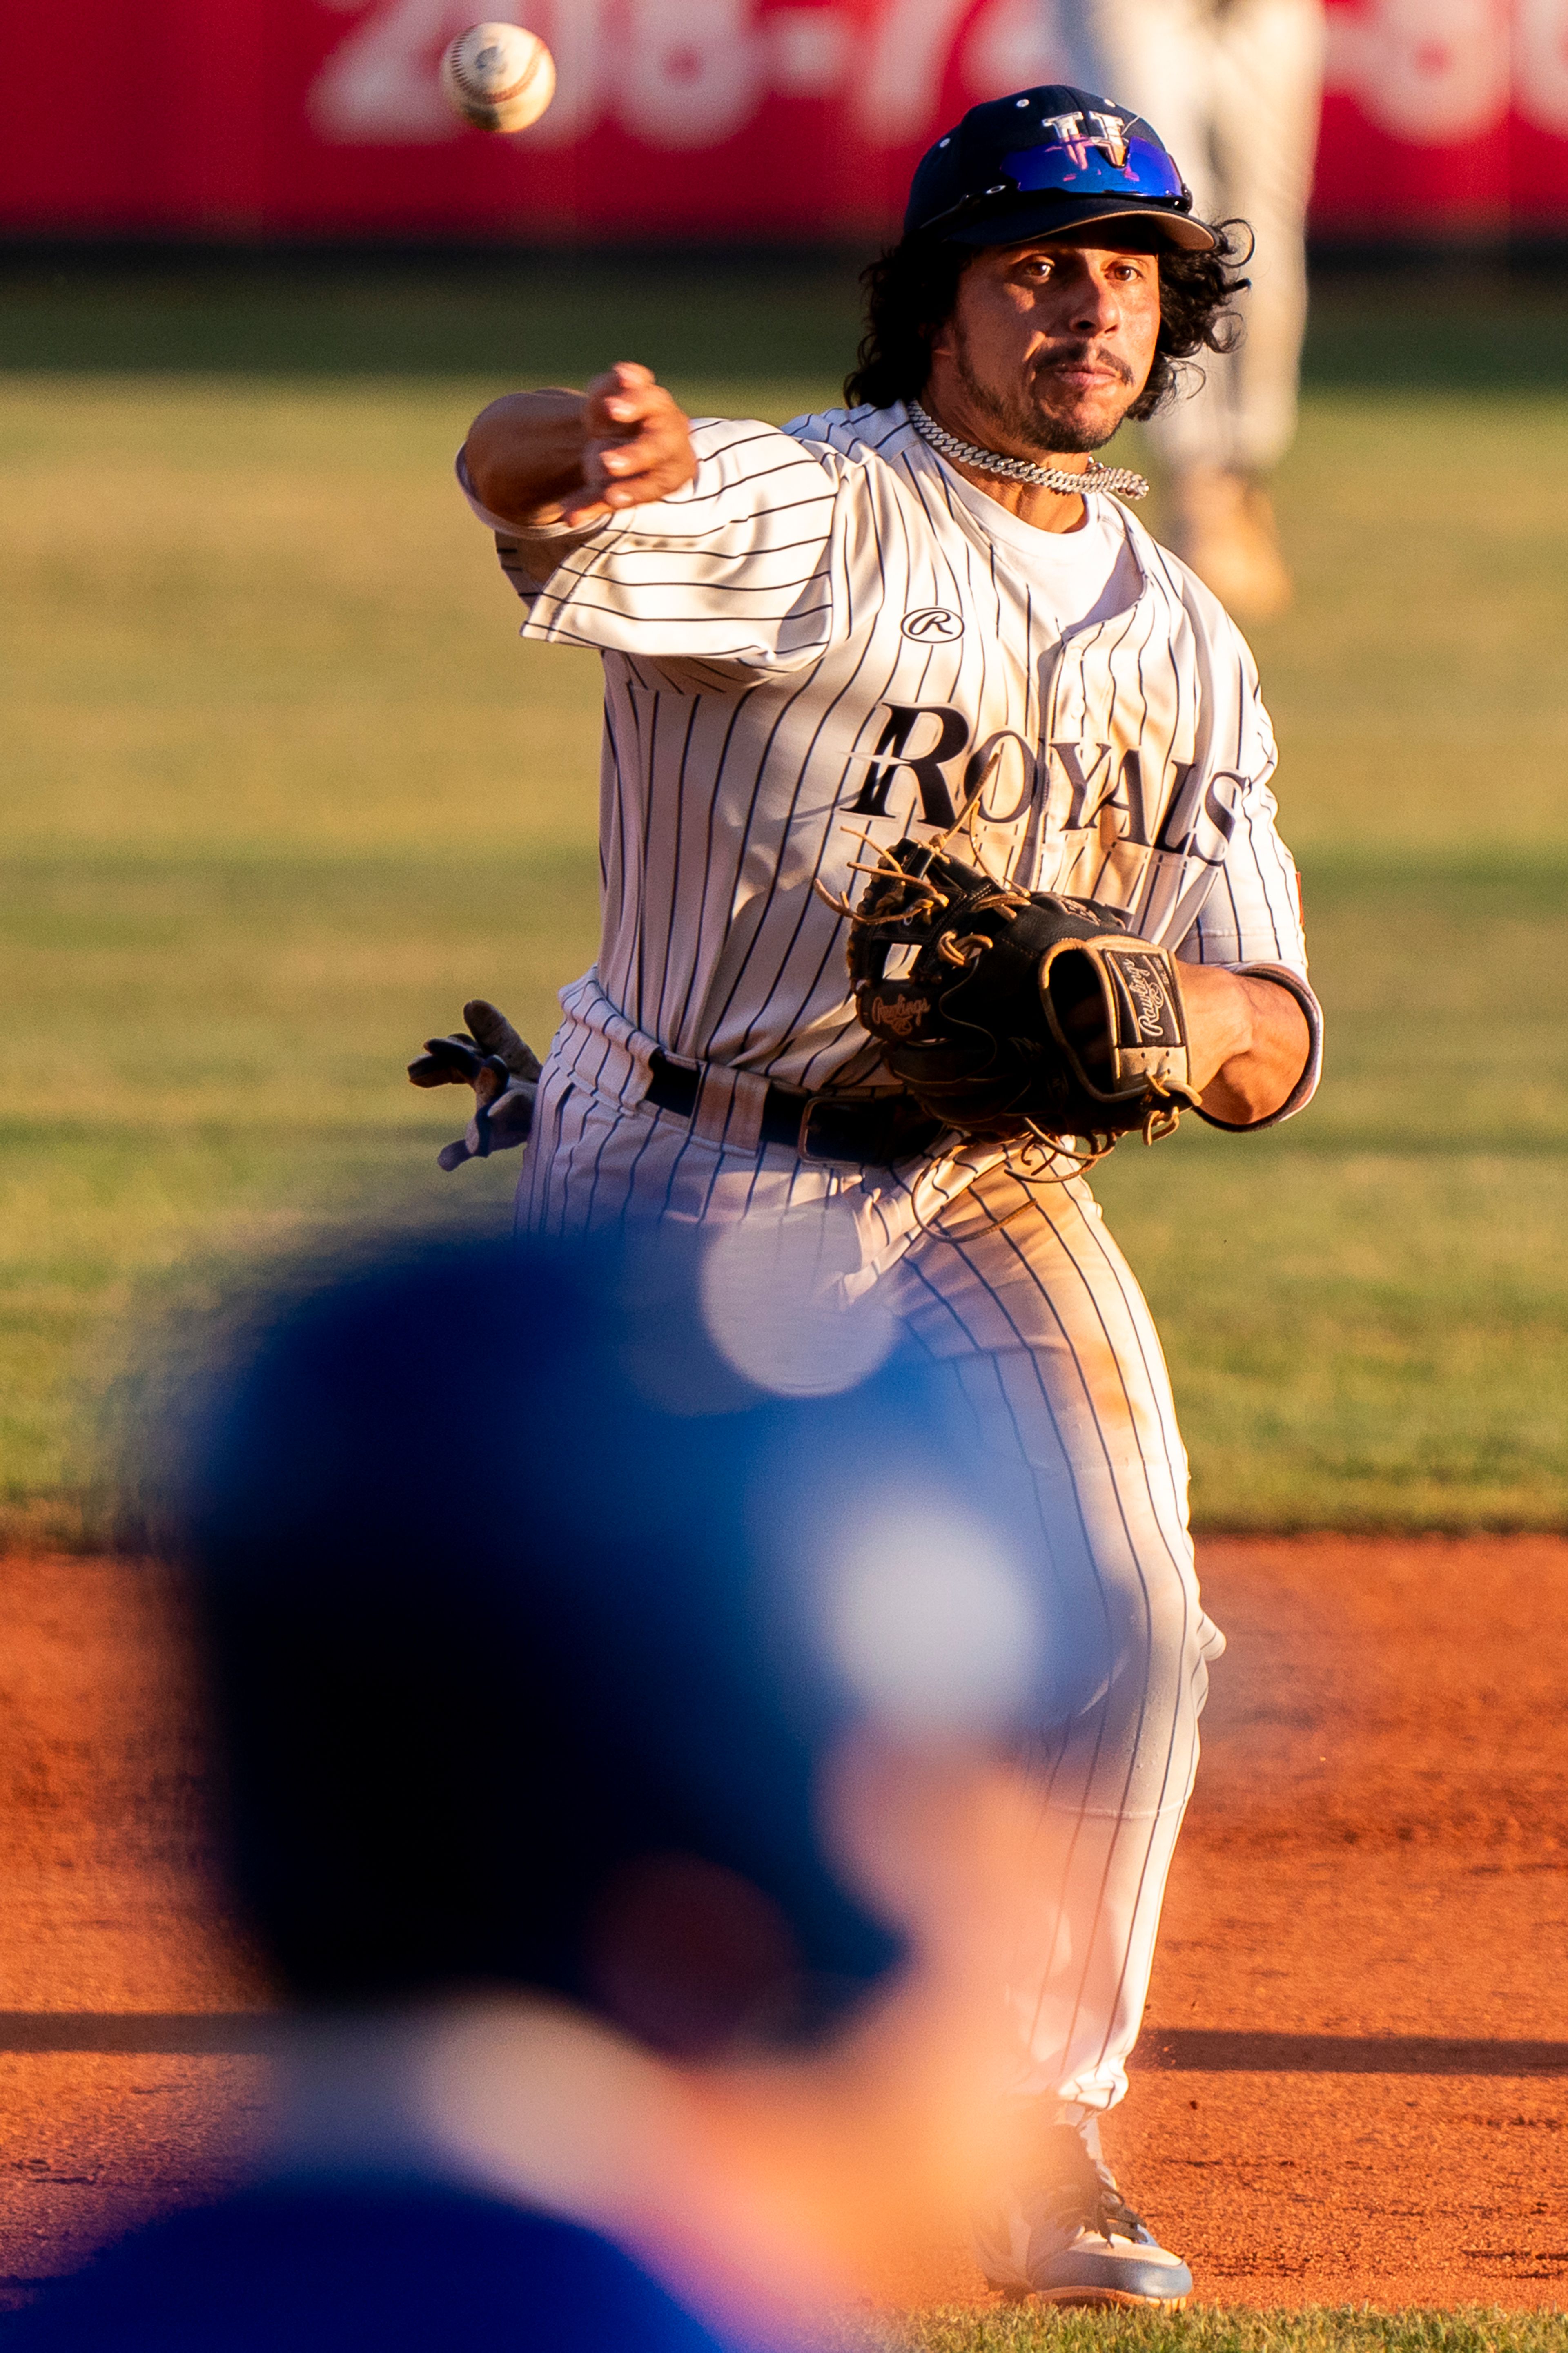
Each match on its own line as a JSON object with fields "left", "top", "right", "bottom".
{"left": 907, "top": 399, "right": 1149, "bottom": 502}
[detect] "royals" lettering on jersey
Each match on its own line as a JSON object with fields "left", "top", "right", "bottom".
{"left": 481, "top": 403, "right": 1313, "bottom": 1091}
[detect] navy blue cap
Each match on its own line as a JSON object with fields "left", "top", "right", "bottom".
{"left": 905, "top": 85, "right": 1217, "bottom": 254}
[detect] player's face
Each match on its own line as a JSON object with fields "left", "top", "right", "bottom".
{"left": 926, "top": 238, "right": 1162, "bottom": 458}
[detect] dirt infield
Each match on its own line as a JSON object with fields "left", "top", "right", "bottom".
{"left": 0, "top": 1537, "right": 1564, "bottom": 2314}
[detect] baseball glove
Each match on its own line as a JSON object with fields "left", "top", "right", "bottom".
{"left": 408, "top": 999, "right": 543, "bottom": 1171}
{"left": 837, "top": 838, "right": 1200, "bottom": 1153}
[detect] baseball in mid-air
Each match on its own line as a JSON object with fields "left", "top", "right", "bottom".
{"left": 441, "top": 22, "right": 557, "bottom": 134}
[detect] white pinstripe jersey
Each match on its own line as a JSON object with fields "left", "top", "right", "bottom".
{"left": 476, "top": 400, "right": 1319, "bottom": 1102}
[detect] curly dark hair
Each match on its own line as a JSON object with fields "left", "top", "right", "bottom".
{"left": 843, "top": 223, "right": 1253, "bottom": 420}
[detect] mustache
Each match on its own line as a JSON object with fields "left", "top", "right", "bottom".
{"left": 1031, "top": 343, "right": 1137, "bottom": 388}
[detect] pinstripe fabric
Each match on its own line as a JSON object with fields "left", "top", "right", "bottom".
{"left": 471, "top": 401, "right": 1322, "bottom": 1099}
{"left": 472, "top": 399, "right": 1321, "bottom": 2119}
{"left": 880, "top": 1158, "right": 1219, "bottom": 2112}
{"left": 519, "top": 1079, "right": 1216, "bottom": 2116}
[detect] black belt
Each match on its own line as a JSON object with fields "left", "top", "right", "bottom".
{"left": 644, "top": 1052, "right": 942, "bottom": 1167}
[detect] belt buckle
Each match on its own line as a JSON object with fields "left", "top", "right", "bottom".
{"left": 796, "top": 1094, "right": 855, "bottom": 1164}
{"left": 796, "top": 1095, "right": 833, "bottom": 1163}
{"left": 796, "top": 1093, "right": 893, "bottom": 1166}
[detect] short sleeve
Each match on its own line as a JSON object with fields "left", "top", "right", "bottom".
{"left": 463, "top": 418, "right": 841, "bottom": 674}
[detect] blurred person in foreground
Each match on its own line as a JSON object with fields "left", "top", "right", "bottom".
{"left": 13, "top": 1230, "right": 1076, "bottom": 2349}
{"left": 1057, "top": 0, "right": 1327, "bottom": 613}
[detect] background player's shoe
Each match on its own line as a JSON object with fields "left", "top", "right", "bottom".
{"left": 973, "top": 2119, "right": 1192, "bottom": 2308}
{"left": 1167, "top": 464, "right": 1293, "bottom": 622}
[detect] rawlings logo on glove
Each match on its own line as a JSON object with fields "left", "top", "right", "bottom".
{"left": 826, "top": 836, "right": 1200, "bottom": 1160}
{"left": 867, "top": 991, "right": 934, "bottom": 1039}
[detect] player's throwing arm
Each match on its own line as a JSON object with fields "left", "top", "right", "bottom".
{"left": 404, "top": 364, "right": 705, "bottom": 1172}
{"left": 465, "top": 363, "right": 697, "bottom": 534}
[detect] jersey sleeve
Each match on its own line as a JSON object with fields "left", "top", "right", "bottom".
{"left": 459, "top": 418, "right": 840, "bottom": 674}
{"left": 1172, "top": 660, "right": 1324, "bottom": 1128}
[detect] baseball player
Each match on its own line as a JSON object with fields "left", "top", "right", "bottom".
{"left": 1054, "top": 0, "right": 1328, "bottom": 616}
{"left": 420, "top": 84, "right": 1322, "bottom": 2310}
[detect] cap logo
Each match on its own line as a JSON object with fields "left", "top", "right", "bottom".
{"left": 1040, "top": 109, "right": 1131, "bottom": 171}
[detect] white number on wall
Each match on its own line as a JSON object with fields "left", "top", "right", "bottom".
{"left": 856, "top": 0, "right": 977, "bottom": 140}
{"left": 309, "top": 0, "right": 490, "bottom": 142}
{"left": 617, "top": 0, "right": 764, "bottom": 147}
{"left": 1513, "top": 0, "right": 1568, "bottom": 134}
{"left": 1325, "top": 0, "right": 1511, "bottom": 145}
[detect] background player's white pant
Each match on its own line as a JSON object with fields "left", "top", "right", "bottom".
{"left": 1058, "top": 0, "right": 1327, "bottom": 476}
{"left": 521, "top": 1006, "right": 1225, "bottom": 2117}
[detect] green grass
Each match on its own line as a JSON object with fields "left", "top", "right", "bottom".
{"left": 1094, "top": 850, "right": 1568, "bottom": 1529}
{"left": 892, "top": 2310, "right": 1568, "bottom": 2352}
{"left": 2, "top": 266, "right": 1566, "bottom": 1538}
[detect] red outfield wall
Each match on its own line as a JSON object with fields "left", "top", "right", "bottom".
{"left": 2, "top": 1, "right": 1565, "bottom": 242}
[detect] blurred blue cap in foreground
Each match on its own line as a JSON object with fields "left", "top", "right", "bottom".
{"left": 178, "top": 1226, "right": 1062, "bottom": 2048}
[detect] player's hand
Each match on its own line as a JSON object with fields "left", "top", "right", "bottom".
{"left": 408, "top": 1000, "right": 543, "bottom": 1172}
{"left": 1178, "top": 963, "right": 1311, "bottom": 1123}
{"left": 566, "top": 362, "right": 696, "bottom": 526}
{"left": 464, "top": 366, "right": 695, "bottom": 533}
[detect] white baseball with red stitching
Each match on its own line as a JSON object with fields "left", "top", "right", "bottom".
{"left": 440, "top": 22, "right": 556, "bottom": 134}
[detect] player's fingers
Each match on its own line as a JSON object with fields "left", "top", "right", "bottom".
{"left": 589, "top": 359, "right": 654, "bottom": 390}
{"left": 599, "top": 467, "right": 692, "bottom": 511}
{"left": 570, "top": 462, "right": 654, "bottom": 517}
{"left": 485, "top": 1082, "right": 537, "bottom": 1150}
{"left": 583, "top": 360, "right": 656, "bottom": 419}
{"left": 582, "top": 373, "right": 682, "bottom": 444}
{"left": 463, "top": 1001, "right": 543, "bottom": 1082}
{"left": 434, "top": 1071, "right": 536, "bottom": 1170}
{"left": 580, "top": 424, "right": 695, "bottom": 512}
{"left": 590, "top": 425, "right": 676, "bottom": 486}
{"left": 567, "top": 436, "right": 692, "bottom": 522}
{"left": 408, "top": 1034, "right": 481, "bottom": 1087}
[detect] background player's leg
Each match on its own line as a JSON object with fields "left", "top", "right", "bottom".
{"left": 1062, "top": 0, "right": 1325, "bottom": 618}
{"left": 1152, "top": 0, "right": 1325, "bottom": 616}
{"left": 1209, "top": 0, "right": 1326, "bottom": 482}
{"left": 884, "top": 1159, "right": 1223, "bottom": 2120}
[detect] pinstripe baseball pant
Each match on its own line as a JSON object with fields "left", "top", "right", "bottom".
{"left": 520, "top": 1014, "right": 1224, "bottom": 2118}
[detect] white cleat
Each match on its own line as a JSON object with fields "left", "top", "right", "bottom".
{"left": 973, "top": 2121, "right": 1192, "bottom": 2310}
